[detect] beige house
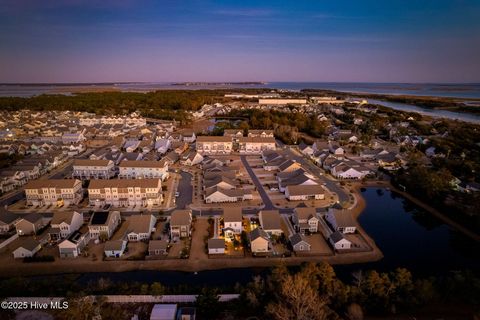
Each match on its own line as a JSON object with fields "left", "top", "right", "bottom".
{"left": 170, "top": 210, "right": 192, "bottom": 239}
{"left": 285, "top": 185, "right": 325, "bottom": 201}
{"left": 24, "top": 179, "right": 83, "bottom": 207}
{"left": 88, "top": 211, "right": 121, "bottom": 240}
{"left": 118, "top": 160, "right": 169, "bottom": 181}
{"left": 72, "top": 159, "right": 115, "bottom": 179}
{"left": 88, "top": 179, "right": 163, "bottom": 207}
{"left": 238, "top": 137, "right": 276, "bottom": 154}
{"left": 196, "top": 136, "right": 233, "bottom": 155}
{"left": 249, "top": 228, "right": 270, "bottom": 254}
{"left": 205, "top": 187, "right": 253, "bottom": 204}
{"left": 15, "top": 213, "right": 45, "bottom": 236}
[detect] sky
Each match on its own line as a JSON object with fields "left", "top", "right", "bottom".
{"left": 0, "top": 0, "right": 479, "bottom": 83}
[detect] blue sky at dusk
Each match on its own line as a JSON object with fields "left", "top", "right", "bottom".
{"left": 0, "top": 0, "right": 479, "bottom": 83}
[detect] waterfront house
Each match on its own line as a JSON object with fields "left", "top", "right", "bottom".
{"left": 249, "top": 228, "right": 270, "bottom": 254}
{"left": 12, "top": 238, "right": 42, "bottom": 259}
{"left": 328, "top": 231, "right": 352, "bottom": 250}
{"left": 148, "top": 239, "right": 169, "bottom": 257}
{"left": 58, "top": 229, "right": 90, "bottom": 258}
{"left": 104, "top": 239, "right": 127, "bottom": 258}
{"left": 325, "top": 210, "right": 356, "bottom": 234}
{"left": 289, "top": 233, "right": 311, "bottom": 252}
{"left": 208, "top": 238, "right": 225, "bottom": 255}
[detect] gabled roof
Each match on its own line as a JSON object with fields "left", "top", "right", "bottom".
{"left": 249, "top": 227, "right": 269, "bottom": 241}
{"left": 104, "top": 240, "right": 126, "bottom": 251}
{"left": 289, "top": 233, "right": 310, "bottom": 247}
{"left": 287, "top": 185, "right": 324, "bottom": 197}
{"left": 208, "top": 238, "right": 225, "bottom": 249}
{"left": 51, "top": 211, "right": 80, "bottom": 225}
{"left": 170, "top": 210, "right": 192, "bottom": 226}
{"left": 259, "top": 210, "right": 282, "bottom": 231}
{"left": 329, "top": 230, "right": 348, "bottom": 243}
{"left": 20, "top": 213, "right": 43, "bottom": 224}
{"left": 0, "top": 210, "right": 19, "bottom": 224}
{"left": 14, "top": 238, "right": 41, "bottom": 252}
{"left": 294, "top": 207, "right": 318, "bottom": 220}
{"left": 127, "top": 214, "right": 155, "bottom": 234}
{"left": 223, "top": 207, "right": 243, "bottom": 223}
{"left": 25, "top": 179, "right": 81, "bottom": 189}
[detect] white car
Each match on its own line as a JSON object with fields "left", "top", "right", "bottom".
{"left": 175, "top": 192, "right": 180, "bottom": 197}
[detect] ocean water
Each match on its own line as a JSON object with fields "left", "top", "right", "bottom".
{"left": 1, "top": 82, "right": 480, "bottom": 99}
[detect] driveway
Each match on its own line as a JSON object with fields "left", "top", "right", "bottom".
{"left": 241, "top": 156, "right": 274, "bottom": 210}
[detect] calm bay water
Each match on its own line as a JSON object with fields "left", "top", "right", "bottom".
{"left": 1, "top": 82, "right": 480, "bottom": 99}
{"left": 75, "top": 188, "right": 480, "bottom": 287}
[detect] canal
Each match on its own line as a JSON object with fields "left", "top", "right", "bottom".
{"left": 71, "top": 188, "right": 480, "bottom": 288}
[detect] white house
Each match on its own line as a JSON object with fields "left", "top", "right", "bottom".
{"left": 126, "top": 214, "right": 156, "bottom": 242}
{"left": 208, "top": 238, "right": 225, "bottom": 255}
{"left": 329, "top": 231, "right": 352, "bottom": 250}
{"left": 12, "top": 238, "right": 42, "bottom": 259}
{"left": 205, "top": 187, "right": 252, "bottom": 203}
{"left": 49, "top": 211, "right": 84, "bottom": 241}
{"left": 223, "top": 207, "right": 243, "bottom": 237}
{"left": 285, "top": 185, "right": 325, "bottom": 201}
{"left": 289, "top": 233, "right": 311, "bottom": 252}
{"left": 58, "top": 230, "right": 90, "bottom": 258}
{"left": 104, "top": 240, "right": 127, "bottom": 258}
{"left": 325, "top": 210, "right": 356, "bottom": 234}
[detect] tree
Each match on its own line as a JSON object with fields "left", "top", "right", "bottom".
{"left": 150, "top": 282, "right": 164, "bottom": 296}
{"left": 266, "top": 265, "right": 333, "bottom": 320}
{"left": 196, "top": 287, "right": 220, "bottom": 319}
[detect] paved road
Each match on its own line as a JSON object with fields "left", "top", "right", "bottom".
{"left": 176, "top": 171, "right": 193, "bottom": 209}
{"left": 240, "top": 155, "right": 275, "bottom": 210}
{"left": 283, "top": 148, "right": 349, "bottom": 204}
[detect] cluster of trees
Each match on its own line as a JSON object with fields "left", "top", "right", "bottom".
{"left": 393, "top": 119, "right": 480, "bottom": 219}
{"left": 237, "top": 263, "right": 441, "bottom": 319}
{"left": 226, "top": 108, "right": 328, "bottom": 144}
{"left": 0, "top": 263, "right": 479, "bottom": 319}
{"left": 0, "top": 90, "right": 228, "bottom": 124}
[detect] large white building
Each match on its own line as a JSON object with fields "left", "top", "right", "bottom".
{"left": 258, "top": 98, "right": 307, "bottom": 105}
{"left": 196, "top": 136, "right": 233, "bottom": 155}
{"left": 72, "top": 159, "right": 116, "bottom": 179}
{"left": 24, "top": 179, "right": 84, "bottom": 207}
{"left": 88, "top": 179, "right": 163, "bottom": 207}
{"left": 118, "top": 160, "right": 169, "bottom": 181}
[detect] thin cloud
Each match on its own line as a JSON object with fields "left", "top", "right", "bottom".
{"left": 212, "top": 8, "right": 275, "bottom": 17}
